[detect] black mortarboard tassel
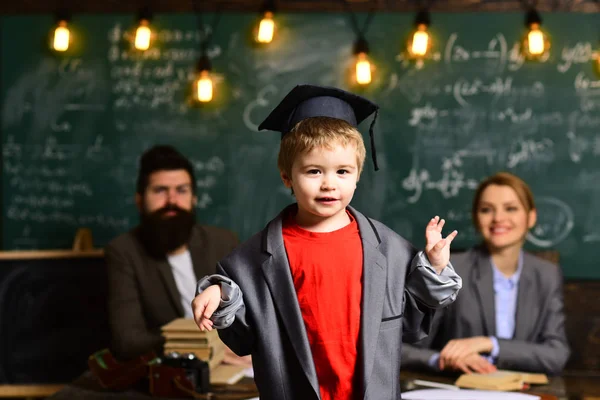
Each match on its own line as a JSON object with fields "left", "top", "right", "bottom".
{"left": 258, "top": 84, "right": 380, "bottom": 171}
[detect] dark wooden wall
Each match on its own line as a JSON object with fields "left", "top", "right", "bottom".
{"left": 564, "top": 281, "right": 600, "bottom": 373}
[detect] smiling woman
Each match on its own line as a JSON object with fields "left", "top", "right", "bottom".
{"left": 472, "top": 173, "right": 537, "bottom": 261}
{"left": 402, "top": 172, "right": 571, "bottom": 376}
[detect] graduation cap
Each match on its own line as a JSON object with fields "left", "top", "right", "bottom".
{"left": 258, "top": 84, "right": 381, "bottom": 171}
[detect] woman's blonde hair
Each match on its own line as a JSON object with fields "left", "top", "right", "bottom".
{"left": 471, "top": 171, "right": 536, "bottom": 228}
{"left": 277, "top": 117, "right": 367, "bottom": 179}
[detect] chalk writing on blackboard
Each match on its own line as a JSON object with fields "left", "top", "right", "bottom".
{"left": 527, "top": 197, "right": 574, "bottom": 248}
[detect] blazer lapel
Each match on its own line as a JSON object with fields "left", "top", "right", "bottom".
{"left": 260, "top": 209, "right": 320, "bottom": 399}
{"left": 350, "top": 208, "right": 387, "bottom": 395}
{"left": 154, "top": 256, "right": 185, "bottom": 317}
{"left": 188, "top": 226, "right": 211, "bottom": 282}
{"left": 514, "top": 259, "right": 534, "bottom": 340}
{"left": 471, "top": 248, "right": 496, "bottom": 336}
{"left": 133, "top": 228, "right": 185, "bottom": 317}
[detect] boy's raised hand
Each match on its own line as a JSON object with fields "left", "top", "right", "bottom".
{"left": 424, "top": 216, "right": 458, "bottom": 273}
{"left": 191, "top": 284, "right": 222, "bottom": 332}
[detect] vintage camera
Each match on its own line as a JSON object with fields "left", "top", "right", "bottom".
{"left": 150, "top": 352, "right": 210, "bottom": 397}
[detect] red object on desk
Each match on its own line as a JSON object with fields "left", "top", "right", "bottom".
{"left": 88, "top": 348, "right": 157, "bottom": 391}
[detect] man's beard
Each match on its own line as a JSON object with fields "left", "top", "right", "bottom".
{"left": 138, "top": 204, "right": 196, "bottom": 258}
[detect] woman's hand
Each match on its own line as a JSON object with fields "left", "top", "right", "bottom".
{"left": 439, "top": 336, "right": 494, "bottom": 370}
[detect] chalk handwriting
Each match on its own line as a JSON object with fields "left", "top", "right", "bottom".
{"left": 557, "top": 42, "right": 599, "bottom": 73}
{"left": 506, "top": 138, "right": 554, "bottom": 168}
{"left": 527, "top": 197, "right": 574, "bottom": 247}
{"left": 7, "top": 206, "right": 130, "bottom": 230}
{"left": 567, "top": 131, "right": 600, "bottom": 162}
{"left": 243, "top": 85, "right": 278, "bottom": 131}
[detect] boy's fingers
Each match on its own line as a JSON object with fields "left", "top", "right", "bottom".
{"left": 437, "top": 218, "right": 446, "bottom": 230}
{"left": 445, "top": 230, "right": 458, "bottom": 243}
{"left": 426, "top": 216, "right": 439, "bottom": 230}
{"left": 193, "top": 304, "right": 206, "bottom": 326}
{"left": 204, "top": 299, "right": 219, "bottom": 319}
{"left": 434, "top": 239, "right": 447, "bottom": 252}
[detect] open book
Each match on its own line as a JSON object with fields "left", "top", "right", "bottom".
{"left": 455, "top": 370, "right": 548, "bottom": 391}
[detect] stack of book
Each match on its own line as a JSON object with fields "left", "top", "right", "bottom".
{"left": 161, "top": 318, "right": 226, "bottom": 370}
{"left": 455, "top": 369, "right": 549, "bottom": 391}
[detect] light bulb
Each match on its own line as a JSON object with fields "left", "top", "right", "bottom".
{"left": 355, "top": 52, "right": 371, "bottom": 85}
{"left": 411, "top": 24, "right": 429, "bottom": 57}
{"left": 527, "top": 23, "right": 545, "bottom": 56}
{"left": 134, "top": 20, "right": 152, "bottom": 51}
{"left": 196, "top": 70, "right": 213, "bottom": 103}
{"left": 257, "top": 11, "right": 275, "bottom": 43}
{"left": 52, "top": 20, "right": 70, "bottom": 52}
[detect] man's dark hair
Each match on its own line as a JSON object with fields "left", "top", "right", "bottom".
{"left": 136, "top": 145, "right": 196, "bottom": 195}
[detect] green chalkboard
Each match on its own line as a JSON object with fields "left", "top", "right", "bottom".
{"left": 2, "top": 12, "right": 600, "bottom": 278}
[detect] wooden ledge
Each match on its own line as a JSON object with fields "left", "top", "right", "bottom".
{"left": 0, "top": 249, "right": 104, "bottom": 260}
{"left": 0, "top": 384, "right": 64, "bottom": 398}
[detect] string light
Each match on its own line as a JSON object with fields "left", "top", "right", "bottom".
{"left": 341, "top": 1, "right": 376, "bottom": 86}
{"left": 134, "top": 20, "right": 152, "bottom": 50}
{"left": 134, "top": 8, "right": 153, "bottom": 51}
{"left": 51, "top": 11, "right": 71, "bottom": 52}
{"left": 407, "top": 10, "right": 431, "bottom": 58}
{"left": 195, "top": 55, "right": 213, "bottom": 103}
{"left": 256, "top": 11, "right": 275, "bottom": 44}
{"left": 191, "top": 0, "right": 221, "bottom": 104}
{"left": 523, "top": 9, "right": 550, "bottom": 59}
{"left": 354, "top": 37, "right": 372, "bottom": 85}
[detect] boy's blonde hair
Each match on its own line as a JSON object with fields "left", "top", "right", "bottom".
{"left": 277, "top": 117, "right": 367, "bottom": 179}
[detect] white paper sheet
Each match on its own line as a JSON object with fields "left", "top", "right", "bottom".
{"left": 402, "top": 389, "right": 541, "bottom": 400}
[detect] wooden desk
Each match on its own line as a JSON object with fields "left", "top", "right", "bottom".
{"left": 563, "top": 372, "right": 600, "bottom": 399}
{"left": 47, "top": 371, "right": 258, "bottom": 400}
{"left": 31, "top": 369, "right": 600, "bottom": 400}
{"left": 401, "top": 370, "right": 564, "bottom": 400}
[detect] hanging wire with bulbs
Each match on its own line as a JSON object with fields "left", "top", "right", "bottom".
{"left": 256, "top": 0, "right": 276, "bottom": 44}
{"left": 340, "top": 0, "right": 377, "bottom": 86}
{"left": 45, "top": 2, "right": 600, "bottom": 107}
{"left": 191, "top": 0, "right": 221, "bottom": 103}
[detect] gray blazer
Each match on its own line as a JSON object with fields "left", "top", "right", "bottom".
{"left": 402, "top": 245, "right": 570, "bottom": 375}
{"left": 105, "top": 224, "right": 238, "bottom": 360}
{"left": 212, "top": 205, "right": 461, "bottom": 400}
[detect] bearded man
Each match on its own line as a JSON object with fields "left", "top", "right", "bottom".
{"left": 105, "top": 145, "right": 239, "bottom": 361}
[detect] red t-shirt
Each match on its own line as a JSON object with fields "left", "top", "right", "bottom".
{"left": 282, "top": 211, "right": 363, "bottom": 400}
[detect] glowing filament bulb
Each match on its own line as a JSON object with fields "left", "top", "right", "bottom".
{"left": 355, "top": 52, "right": 371, "bottom": 85}
{"left": 52, "top": 20, "right": 70, "bottom": 52}
{"left": 527, "top": 23, "right": 545, "bottom": 55}
{"left": 134, "top": 20, "right": 152, "bottom": 50}
{"left": 411, "top": 24, "right": 429, "bottom": 57}
{"left": 196, "top": 70, "right": 213, "bottom": 102}
{"left": 257, "top": 11, "right": 275, "bottom": 43}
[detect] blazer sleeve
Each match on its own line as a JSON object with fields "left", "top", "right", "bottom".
{"left": 401, "top": 305, "right": 447, "bottom": 371}
{"left": 105, "top": 243, "right": 163, "bottom": 361}
{"left": 496, "top": 266, "right": 570, "bottom": 375}
{"left": 212, "top": 263, "right": 256, "bottom": 357}
{"left": 402, "top": 251, "right": 462, "bottom": 343}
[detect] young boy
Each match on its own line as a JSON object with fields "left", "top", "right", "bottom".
{"left": 192, "top": 85, "right": 462, "bottom": 400}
